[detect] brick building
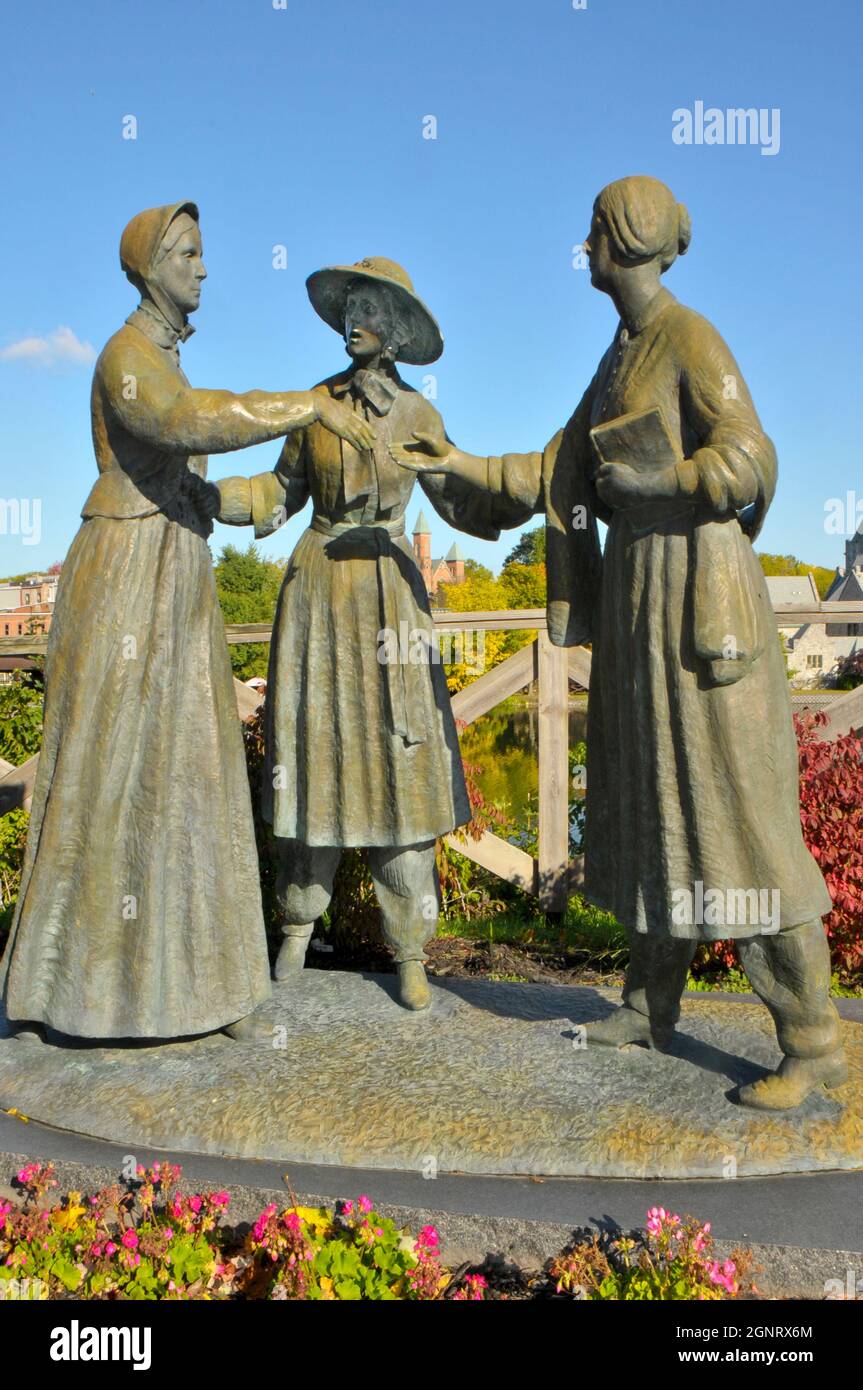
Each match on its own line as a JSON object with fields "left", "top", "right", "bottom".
{"left": 0, "top": 573, "right": 58, "bottom": 640}
{"left": 411, "top": 511, "right": 466, "bottom": 598}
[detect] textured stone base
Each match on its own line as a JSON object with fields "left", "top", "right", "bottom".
{"left": 1, "top": 972, "right": 861, "bottom": 1178}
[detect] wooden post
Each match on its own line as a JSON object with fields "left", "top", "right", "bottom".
{"left": 537, "top": 631, "right": 570, "bottom": 914}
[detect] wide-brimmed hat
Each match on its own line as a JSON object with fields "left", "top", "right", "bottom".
{"left": 306, "top": 256, "right": 443, "bottom": 365}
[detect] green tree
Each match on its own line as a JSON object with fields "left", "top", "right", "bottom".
{"left": 0, "top": 672, "right": 44, "bottom": 764}
{"left": 757, "top": 552, "right": 835, "bottom": 599}
{"left": 504, "top": 526, "right": 546, "bottom": 567}
{"left": 213, "top": 542, "right": 285, "bottom": 681}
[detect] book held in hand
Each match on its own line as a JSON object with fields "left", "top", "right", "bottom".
{"left": 589, "top": 405, "right": 681, "bottom": 476}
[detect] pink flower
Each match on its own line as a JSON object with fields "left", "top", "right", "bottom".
{"left": 358, "top": 1195, "right": 373, "bottom": 1214}
{"left": 121, "top": 1229, "right": 139, "bottom": 1250}
{"left": 211, "top": 1191, "right": 230, "bottom": 1209}
{"left": 253, "top": 1203, "right": 277, "bottom": 1242}
{"left": 707, "top": 1259, "right": 738, "bottom": 1295}
{"left": 454, "top": 1273, "right": 488, "bottom": 1301}
{"left": 284, "top": 1211, "right": 302, "bottom": 1232}
{"left": 417, "top": 1224, "right": 440, "bottom": 1252}
{"left": 341, "top": 1200, "right": 354, "bottom": 1216}
{"left": 188, "top": 1195, "right": 203, "bottom": 1214}
{"left": 104, "top": 1241, "right": 118, "bottom": 1257}
{"left": 90, "top": 1243, "right": 103, "bottom": 1258}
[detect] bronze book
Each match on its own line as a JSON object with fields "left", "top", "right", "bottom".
{"left": 589, "top": 405, "right": 681, "bottom": 475}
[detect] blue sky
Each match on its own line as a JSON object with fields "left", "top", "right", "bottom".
{"left": 1, "top": 0, "right": 861, "bottom": 576}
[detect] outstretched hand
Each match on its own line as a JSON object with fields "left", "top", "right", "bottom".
{"left": 388, "top": 429, "right": 454, "bottom": 474}
{"left": 315, "top": 395, "right": 377, "bottom": 451}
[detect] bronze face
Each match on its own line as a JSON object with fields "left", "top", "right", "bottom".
{"left": 583, "top": 209, "right": 615, "bottom": 291}
{"left": 344, "top": 282, "right": 394, "bottom": 364}
{"left": 149, "top": 214, "right": 207, "bottom": 316}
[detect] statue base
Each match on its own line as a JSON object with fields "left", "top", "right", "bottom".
{"left": 1, "top": 971, "right": 860, "bottom": 1179}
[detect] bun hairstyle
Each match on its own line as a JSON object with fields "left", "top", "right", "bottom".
{"left": 596, "top": 176, "right": 691, "bottom": 273}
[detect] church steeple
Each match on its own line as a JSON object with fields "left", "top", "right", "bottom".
{"left": 412, "top": 511, "right": 432, "bottom": 590}
{"left": 846, "top": 520, "right": 863, "bottom": 574}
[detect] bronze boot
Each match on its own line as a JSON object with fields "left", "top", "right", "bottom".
{"left": 273, "top": 923, "right": 314, "bottom": 981}
{"left": 586, "top": 932, "right": 694, "bottom": 1052}
{"left": 737, "top": 919, "right": 846, "bottom": 1111}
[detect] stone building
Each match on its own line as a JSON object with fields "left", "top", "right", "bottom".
{"left": 768, "top": 558, "right": 863, "bottom": 687}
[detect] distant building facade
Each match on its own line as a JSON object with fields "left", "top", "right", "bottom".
{"left": 0, "top": 573, "right": 58, "bottom": 640}
{"left": 411, "top": 511, "right": 466, "bottom": 598}
{"left": 768, "top": 535, "right": 863, "bottom": 686}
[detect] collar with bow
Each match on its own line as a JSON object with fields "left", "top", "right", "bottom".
{"left": 332, "top": 366, "right": 400, "bottom": 416}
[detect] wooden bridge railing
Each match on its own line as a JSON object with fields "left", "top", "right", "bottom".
{"left": 2, "top": 600, "right": 863, "bottom": 914}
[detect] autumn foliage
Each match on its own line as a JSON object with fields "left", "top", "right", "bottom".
{"left": 795, "top": 710, "right": 863, "bottom": 977}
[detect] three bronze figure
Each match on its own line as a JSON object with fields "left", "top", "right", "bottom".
{"left": 0, "top": 176, "right": 846, "bottom": 1112}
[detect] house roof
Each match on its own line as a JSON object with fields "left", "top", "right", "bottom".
{"left": 828, "top": 568, "right": 863, "bottom": 603}
{"left": 413, "top": 510, "right": 431, "bottom": 535}
{"left": 832, "top": 635, "right": 863, "bottom": 659}
{"left": 765, "top": 574, "right": 821, "bottom": 605}
{"left": 446, "top": 541, "right": 464, "bottom": 562}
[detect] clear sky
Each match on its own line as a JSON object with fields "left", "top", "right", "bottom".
{"left": 1, "top": 0, "right": 861, "bottom": 576}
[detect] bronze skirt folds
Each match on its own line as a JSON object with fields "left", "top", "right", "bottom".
{"left": 584, "top": 510, "right": 833, "bottom": 940}
{"left": 0, "top": 503, "right": 271, "bottom": 1038}
{"left": 263, "top": 521, "right": 471, "bottom": 848}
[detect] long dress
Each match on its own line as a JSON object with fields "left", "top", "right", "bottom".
{"left": 482, "top": 287, "right": 832, "bottom": 940}
{"left": 219, "top": 366, "right": 529, "bottom": 847}
{"left": 0, "top": 307, "right": 274, "bottom": 1037}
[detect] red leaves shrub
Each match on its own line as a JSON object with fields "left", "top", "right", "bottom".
{"left": 696, "top": 711, "right": 863, "bottom": 984}
{"left": 795, "top": 710, "right": 863, "bottom": 979}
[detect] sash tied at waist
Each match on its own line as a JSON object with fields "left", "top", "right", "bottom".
{"left": 309, "top": 515, "right": 431, "bottom": 746}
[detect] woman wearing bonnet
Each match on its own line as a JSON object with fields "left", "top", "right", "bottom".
{"left": 393, "top": 175, "right": 845, "bottom": 1110}
{"left": 0, "top": 200, "right": 372, "bottom": 1043}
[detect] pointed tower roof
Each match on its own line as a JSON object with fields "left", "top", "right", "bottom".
{"left": 446, "top": 541, "right": 464, "bottom": 562}
{"left": 413, "top": 510, "right": 431, "bottom": 535}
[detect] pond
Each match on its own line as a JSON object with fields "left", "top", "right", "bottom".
{"left": 457, "top": 694, "right": 588, "bottom": 849}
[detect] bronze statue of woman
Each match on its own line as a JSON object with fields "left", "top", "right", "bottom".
{"left": 216, "top": 257, "right": 529, "bottom": 1010}
{"left": 0, "top": 201, "right": 372, "bottom": 1043}
{"left": 392, "top": 176, "right": 846, "bottom": 1110}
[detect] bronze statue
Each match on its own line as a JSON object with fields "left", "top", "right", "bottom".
{"left": 391, "top": 176, "right": 846, "bottom": 1110}
{"left": 216, "top": 257, "right": 528, "bottom": 1010}
{"left": 0, "top": 201, "right": 372, "bottom": 1043}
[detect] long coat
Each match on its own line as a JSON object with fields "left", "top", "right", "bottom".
{"left": 219, "top": 366, "right": 529, "bottom": 847}
{"left": 483, "top": 288, "right": 831, "bottom": 940}
{"left": 0, "top": 306, "right": 275, "bottom": 1037}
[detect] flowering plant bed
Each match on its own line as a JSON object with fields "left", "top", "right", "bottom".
{"left": 0, "top": 1162, "right": 758, "bottom": 1302}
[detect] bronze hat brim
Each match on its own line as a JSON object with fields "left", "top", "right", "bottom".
{"left": 306, "top": 265, "right": 443, "bottom": 366}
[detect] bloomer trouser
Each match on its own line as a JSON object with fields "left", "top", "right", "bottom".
{"left": 275, "top": 838, "right": 439, "bottom": 964}
{"left": 623, "top": 919, "right": 841, "bottom": 1058}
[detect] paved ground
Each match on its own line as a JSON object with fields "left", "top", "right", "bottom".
{"left": 1, "top": 972, "right": 861, "bottom": 1179}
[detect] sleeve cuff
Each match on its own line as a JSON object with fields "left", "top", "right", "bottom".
{"left": 217, "top": 476, "right": 253, "bottom": 525}
{"left": 676, "top": 456, "right": 701, "bottom": 498}
{"left": 251, "top": 471, "right": 289, "bottom": 538}
{"left": 487, "top": 455, "right": 503, "bottom": 494}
